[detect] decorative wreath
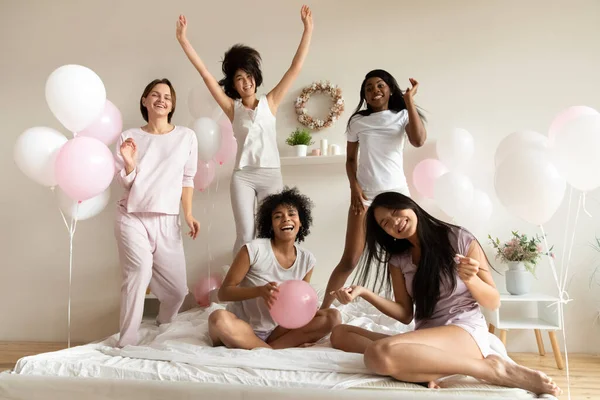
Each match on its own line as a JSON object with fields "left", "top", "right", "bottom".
{"left": 295, "top": 81, "right": 344, "bottom": 130}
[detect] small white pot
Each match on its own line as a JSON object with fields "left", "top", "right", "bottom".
{"left": 294, "top": 144, "right": 308, "bottom": 157}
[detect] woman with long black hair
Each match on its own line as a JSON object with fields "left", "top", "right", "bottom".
{"left": 321, "top": 69, "right": 427, "bottom": 310}
{"left": 329, "top": 192, "right": 560, "bottom": 397}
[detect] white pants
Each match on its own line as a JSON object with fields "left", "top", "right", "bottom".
{"left": 230, "top": 168, "right": 283, "bottom": 256}
{"left": 114, "top": 203, "right": 188, "bottom": 347}
{"left": 362, "top": 186, "right": 411, "bottom": 207}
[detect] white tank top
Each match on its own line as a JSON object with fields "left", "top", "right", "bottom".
{"left": 232, "top": 94, "right": 280, "bottom": 170}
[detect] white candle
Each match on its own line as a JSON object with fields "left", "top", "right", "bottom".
{"left": 320, "top": 139, "right": 328, "bottom": 156}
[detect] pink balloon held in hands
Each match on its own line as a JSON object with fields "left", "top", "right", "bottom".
{"left": 269, "top": 280, "right": 318, "bottom": 329}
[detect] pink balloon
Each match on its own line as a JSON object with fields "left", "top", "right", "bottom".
{"left": 78, "top": 100, "right": 123, "bottom": 145}
{"left": 412, "top": 159, "right": 448, "bottom": 198}
{"left": 55, "top": 136, "right": 115, "bottom": 201}
{"left": 269, "top": 280, "right": 318, "bottom": 329}
{"left": 194, "top": 160, "right": 216, "bottom": 191}
{"left": 193, "top": 273, "right": 223, "bottom": 307}
{"left": 213, "top": 132, "right": 238, "bottom": 166}
{"left": 548, "top": 106, "right": 599, "bottom": 141}
{"left": 218, "top": 118, "right": 234, "bottom": 138}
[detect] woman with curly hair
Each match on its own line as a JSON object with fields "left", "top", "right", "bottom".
{"left": 208, "top": 187, "right": 341, "bottom": 350}
{"left": 176, "top": 6, "right": 313, "bottom": 257}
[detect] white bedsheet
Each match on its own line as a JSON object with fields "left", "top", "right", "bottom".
{"left": 7, "top": 299, "right": 549, "bottom": 398}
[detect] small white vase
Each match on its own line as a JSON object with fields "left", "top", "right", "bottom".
{"left": 294, "top": 144, "right": 308, "bottom": 157}
{"left": 505, "top": 262, "right": 531, "bottom": 295}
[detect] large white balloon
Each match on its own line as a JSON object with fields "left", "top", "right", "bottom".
{"left": 14, "top": 127, "right": 68, "bottom": 187}
{"left": 495, "top": 130, "right": 548, "bottom": 168}
{"left": 56, "top": 186, "right": 111, "bottom": 221}
{"left": 45, "top": 64, "right": 106, "bottom": 133}
{"left": 495, "top": 149, "right": 566, "bottom": 225}
{"left": 434, "top": 172, "right": 474, "bottom": 220}
{"left": 193, "top": 117, "right": 222, "bottom": 162}
{"left": 436, "top": 128, "right": 474, "bottom": 170}
{"left": 553, "top": 114, "right": 600, "bottom": 192}
{"left": 457, "top": 189, "right": 493, "bottom": 229}
{"left": 188, "top": 84, "right": 222, "bottom": 120}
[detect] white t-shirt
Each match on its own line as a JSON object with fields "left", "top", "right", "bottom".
{"left": 232, "top": 94, "right": 280, "bottom": 170}
{"left": 347, "top": 109, "right": 409, "bottom": 192}
{"left": 226, "top": 238, "right": 316, "bottom": 335}
{"left": 114, "top": 126, "right": 198, "bottom": 214}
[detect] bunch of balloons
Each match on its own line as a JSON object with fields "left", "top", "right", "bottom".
{"left": 412, "top": 129, "right": 492, "bottom": 229}
{"left": 14, "top": 64, "right": 121, "bottom": 221}
{"left": 188, "top": 85, "right": 238, "bottom": 192}
{"left": 494, "top": 106, "right": 600, "bottom": 226}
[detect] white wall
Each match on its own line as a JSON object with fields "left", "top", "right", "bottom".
{"left": 1, "top": 0, "right": 599, "bottom": 353}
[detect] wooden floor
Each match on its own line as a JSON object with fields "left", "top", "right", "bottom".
{"left": 0, "top": 342, "right": 598, "bottom": 399}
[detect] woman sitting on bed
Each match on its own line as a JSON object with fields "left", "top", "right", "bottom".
{"left": 329, "top": 192, "right": 560, "bottom": 397}
{"left": 208, "top": 187, "right": 341, "bottom": 349}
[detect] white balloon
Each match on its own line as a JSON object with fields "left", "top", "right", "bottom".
{"left": 434, "top": 172, "right": 474, "bottom": 219}
{"left": 553, "top": 114, "right": 600, "bottom": 192}
{"left": 436, "top": 128, "right": 474, "bottom": 170}
{"left": 457, "top": 189, "right": 493, "bottom": 228}
{"left": 495, "top": 130, "right": 548, "bottom": 168}
{"left": 14, "top": 127, "right": 68, "bottom": 187}
{"left": 45, "top": 64, "right": 106, "bottom": 133}
{"left": 193, "top": 117, "right": 222, "bottom": 162}
{"left": 188, "top": 84, "right": 221, "bottom": 120}
{"left": 495, "top": 149, "right": 566, "bottom": 225}
{"left": 56, "top": 186, "right": 111, "bottom": 221}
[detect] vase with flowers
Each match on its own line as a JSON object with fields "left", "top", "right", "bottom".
{"left": 488, "top": 231, "right": 554, "bottom": 295}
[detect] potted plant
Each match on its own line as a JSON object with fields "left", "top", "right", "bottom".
{"left": 286, "top": 127, "right": 314, "bottom": 157}
{"left": 488, "top": 231, "right": 554, "bottom": 295}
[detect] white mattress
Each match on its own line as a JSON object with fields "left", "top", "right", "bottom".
{"left": 1, "top": 299, "right": 556, "bottom": 399}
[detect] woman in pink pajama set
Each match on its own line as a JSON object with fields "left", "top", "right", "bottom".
{"left": 114, "top": 78, "right": 199, "bottom": 347}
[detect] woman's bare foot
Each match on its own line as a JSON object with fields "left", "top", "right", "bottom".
{"left": 484, "top": 355, "right": 561, "bottom": 396}
{"left": 427, "top": 381, "right": 440, "bottom": 389}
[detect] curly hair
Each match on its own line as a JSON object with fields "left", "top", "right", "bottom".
{"left": 256, "top": 187, "right": 314, "bottom": 243}
{"left": 218, "top": 44, "right": 263, "bottom": 99}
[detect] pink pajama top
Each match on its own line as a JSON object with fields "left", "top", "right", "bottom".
{"left": 114, "top": 126, "right": 198, "bottom": 215}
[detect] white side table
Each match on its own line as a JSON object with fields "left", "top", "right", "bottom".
{"left": 482, "top": 293, "right": 564, "bottom": 370}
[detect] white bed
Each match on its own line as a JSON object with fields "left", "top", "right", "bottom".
{"left": 0, "top": 299, "right": 557, "bottom": 400}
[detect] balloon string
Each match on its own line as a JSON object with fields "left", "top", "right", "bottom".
{"left": 540, "top": 224, "right": 572, "bottom": 400}
{"left": 52, "top": 187, "right": 79, "bottom": 349}
{"left": 582, "top": 192, "right": 593, "bottom": 218}
{"left": 562, "top": 193, "right": 582, "bottom": 291}
{"left": 559, "top": 187, "right": 573, "bottom": 287}
{"left": 206, "top": 185, "right": 211, "bottom": 278}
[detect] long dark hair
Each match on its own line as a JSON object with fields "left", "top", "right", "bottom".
{"left": 347, "top": 69, "right": 426, "bottom": 130}
{"left": 218, "top": 44, "right": 263, "bottom": 99}
{"left": 355, "top": 192, "right": 461, "bottom": 320}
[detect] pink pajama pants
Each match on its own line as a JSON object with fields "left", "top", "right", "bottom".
{"left": 114, "top": 204, "right": 188, "bottom": 347}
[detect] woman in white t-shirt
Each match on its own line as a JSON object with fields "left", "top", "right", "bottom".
{"left": 208, "top": 187, "right": 341, "bottom": 349}
{"left": 321, "top": 69, "right": 427, "bottom": 309}
{"left": 176, "top": 6, "right": 313, "bottom": 257}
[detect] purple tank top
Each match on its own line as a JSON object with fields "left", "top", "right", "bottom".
{"left": 389, "top": 226, "right": 483, "bottom": 330}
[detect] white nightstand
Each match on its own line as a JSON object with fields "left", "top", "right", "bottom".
{"left": 482, "top": 293, "right": 564, "bottom": 370}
